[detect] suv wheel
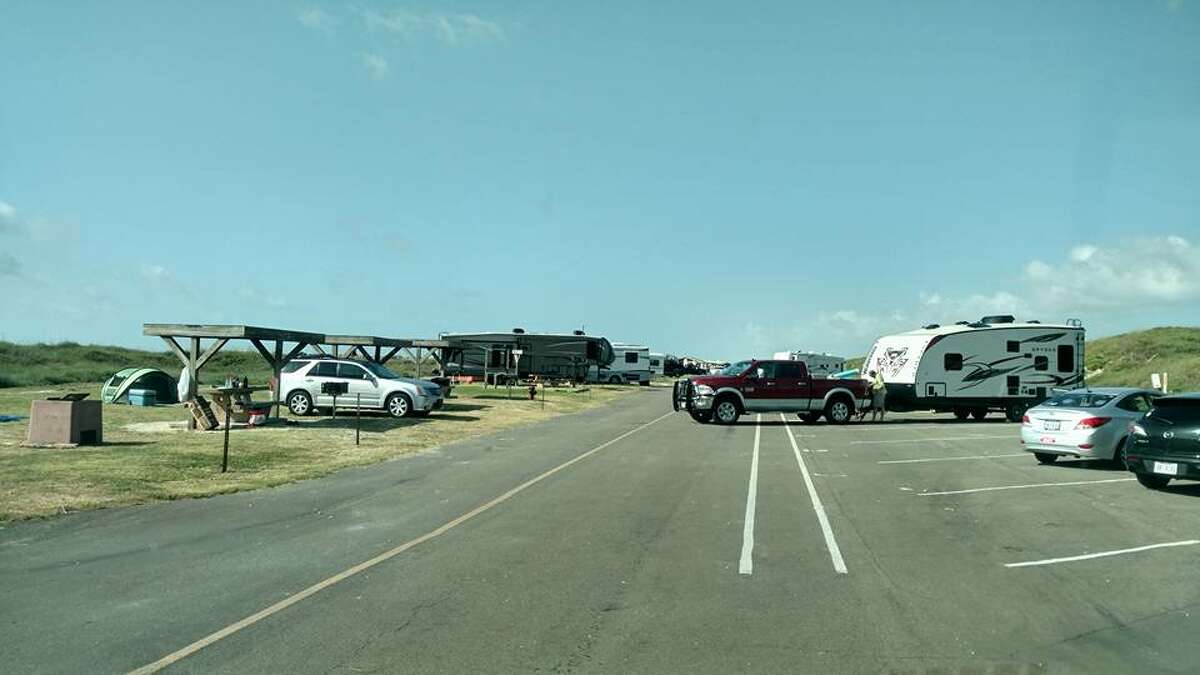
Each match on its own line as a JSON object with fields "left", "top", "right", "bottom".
{"left": 1034, "top": 452, "right": 1057, "bottom": 464}
{"left": 825, "top": 397, "right": 853, "bottom": 424}
{"left": 713, "top": 397, "right": 740, "bottom": 425}
{"left": 287, "top": 391, "right": 313, "bottom": 416}
{"left": 386, "top": 392, "right": 413, "bottom": 418}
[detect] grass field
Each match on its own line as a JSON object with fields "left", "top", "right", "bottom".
{"left": 0, "top": 382, "right": 644, "bottom": 522}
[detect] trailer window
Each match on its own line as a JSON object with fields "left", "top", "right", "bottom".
{"left": 1057, "top": 345, "right": 1074, "bottom": 373}
{"left": 1006, "top": 340, "right": 1019, "bottom": 353}
{"left": 944, "top": 353, "right": 963, "bottom": 371}
{"left": 625, "top": 352, "right": 639, "bottom": 364}
{"left": 1034, "top": 356, "right": 1048, "bottom": 371}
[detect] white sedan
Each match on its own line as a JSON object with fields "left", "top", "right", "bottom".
{"left": 1021, "top": 387, "right": 1161, "bottom": 465}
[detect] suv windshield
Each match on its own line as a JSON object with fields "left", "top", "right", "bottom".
{"left": 363, "top": 362, "right": 401, "bottom": 379}
{"left": 1043, "top": 393, "right": 1114, "bottom": 408}
{"left": 718, "top": 360, "right": 752, "bottom": 376}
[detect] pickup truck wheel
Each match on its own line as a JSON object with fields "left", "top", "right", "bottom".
{"left": 800, "top": 412, "right": 822, "bottom": 424}
{"left": 713, "top": 398, "right": 740, "bottom": 425}
{"left": 689, "top": 411, "right": 712, "bottom": 424}
{"left": 825, "top": 398, "right": 853, "bottom": 424}
{"left": 386, "top": 393, "right": 413, "bottom": 418}
{"left": 953, "top": 408, "right": 970, "bottom": 421}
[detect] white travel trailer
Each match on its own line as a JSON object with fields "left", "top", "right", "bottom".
{"left": 862, "top": 316, "right": 1085, "bottom": 421}
{"left": 592, "top": 344, "right": 652, "bottom": 385}
{"left": 648, "top": 352, "right": 665, "bottom": 377}
{"left": 770, "top": 351, "right": 846, "bottom": 376}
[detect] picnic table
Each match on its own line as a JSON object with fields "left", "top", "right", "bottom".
{"left": 203, "top": 385, "right": 276, "bottom": 425}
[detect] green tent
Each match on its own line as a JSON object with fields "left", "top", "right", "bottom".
{"left": 101, "top": 368, "right": 179, "bottom": 404}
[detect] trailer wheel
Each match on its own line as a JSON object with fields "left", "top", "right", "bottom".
{"left": 825, "top": 397, "right": 853, "bottom": 424}
{"left": 1005, "top": 403, "right": 1027, "bottom": 423}
{"left": 608, "top": 375, "right": 623, "bottom": 385}
{"left": 953, "top": 408, "right": 970, "bottom": 421}
{"left": 971, "top": 408, "right": 987, "bottom": 421}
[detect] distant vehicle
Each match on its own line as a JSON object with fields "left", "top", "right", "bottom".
{"left": 862, "top": 315, "right": 1086, "bottom": 422}
{"left": 1020, "top": 388, "right": 1161, "bottom": 465}
{"left": 591, "top": 344, "right": 651, "bottom": 385}
{"left": 280, "top": 357, "right": 444, "bottom": 418}
{"left": 673, "top": 359, "right": 872, "bottom": 425}
{"left": 439, "top": 329, "right": 614, "bottom": 384}
{"left": 1126, "top": 394, "right": 1200, "bottom": 489}
{"left": 648, "top": 352, "right": 665, "bottom": 377}
{"left": 770, "top": 351, "right": 846, "bottom": 377}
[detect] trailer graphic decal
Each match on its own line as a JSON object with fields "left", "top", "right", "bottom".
{"left": 876, "top": 347, "right": 910, "bottom": 378}
{"left": 1020, "top": 333, "right": 1067, "bottom": 343}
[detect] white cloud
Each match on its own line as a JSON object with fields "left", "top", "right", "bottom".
{"left": 0, "top": 251, "right": 20, "bottom": 276}
{"left": 1023, "top": 235, "right": 1200, "bottom": 311}
{"left": 359, "top": 8, "right": 507, "bottom": 46}
{"left": 140, "top": 264, "right": 169, "bottom": 280}
{"left": 361, "top": 52, "right": 389, "bottom": 80}
{"left": 298, "top": 7, "right": 337, "bottom": 32}
{"left": 0, "top": 200, "right": 24, "bottom": 235}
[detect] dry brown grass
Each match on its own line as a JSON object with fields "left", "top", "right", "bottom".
{"left": 0, "top": 382, "right": 644, "bottom": 522}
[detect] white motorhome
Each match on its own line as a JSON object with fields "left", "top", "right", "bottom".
{"left": 770, "top": 351, "right": 846, "bottom": 376}
{"left": 862, "top": 316, "right": 1085, "bottom": 421}
{"left": 648, "top": 352, "right": 665, "bottom": 377}
{"left": 591, "top": 344, "right": 652, "bottom": 385}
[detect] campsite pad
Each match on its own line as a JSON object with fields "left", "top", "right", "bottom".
{"left": 122, "top": 421, "right": 190, "bottom": 433}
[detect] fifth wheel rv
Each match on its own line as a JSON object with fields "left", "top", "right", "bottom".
{"left": 862, "top": 316, "right": 1085, "bottom": 422}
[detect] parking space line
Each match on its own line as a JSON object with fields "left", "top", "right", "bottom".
{"left": 878, "top": 453, "right": 1027, "bottom": 465}
{"left": 850, "top": 435, "right": 1012, "bottom": 445}
{"left": 781, "top": 414, "right": 848, "bottom": 574}
{"left": 1006, "top": 540, "right": 1200, "bottom": 568}
{"left": 738, "top": 414, "right": 762, "bottom": 576}
{"left": 918, "top": 477, "right": 1135, "bottom": 496}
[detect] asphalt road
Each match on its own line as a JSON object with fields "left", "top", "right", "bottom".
{"left": 4, "top": 389, "right": 1200, "bottom": 674}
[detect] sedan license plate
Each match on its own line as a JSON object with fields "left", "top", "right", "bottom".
{"left": 1043, "top": 420, "right": 1061, "bottom": 431}
{"left": 1153, "top": 461, "right": 1179, "bottom": 476}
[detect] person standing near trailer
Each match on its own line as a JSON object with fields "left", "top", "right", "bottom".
{"left": 870, "top": 369, "right": 887, "bottom": 422}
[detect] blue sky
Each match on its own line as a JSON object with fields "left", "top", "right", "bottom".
{"left": 1, "top": 1, "right": 1198, "bottom": 360}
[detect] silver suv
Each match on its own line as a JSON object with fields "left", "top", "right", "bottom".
{"left": 280, "top": 358, "right": 444, "bottom": 418}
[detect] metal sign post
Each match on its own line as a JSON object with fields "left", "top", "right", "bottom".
{"left": 221, "top": 407, "right": 231, "bottom": 473}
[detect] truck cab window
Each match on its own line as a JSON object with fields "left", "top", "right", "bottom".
{"left": 753, "top": 363, "right": 778, "bottom": 379}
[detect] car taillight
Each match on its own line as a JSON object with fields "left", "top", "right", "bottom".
{"left": 1021, "top": 414, "right": 1030, "bottom": 425}
{"left": 1074, "top": 417, "right": 1111, "bottom": 429}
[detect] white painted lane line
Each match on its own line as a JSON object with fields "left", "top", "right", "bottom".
{"left": 781, "top": 414, "right": 848, "bottom": 574}
{"left": 918, "top": 477, "right": 1135, "bottom": 497}
{"left": 850, "top": 435, "right": 1013, "bottom": 445}
{"left": 1006, "top": 540, "right": 1200, "bottom": 568}
{"left": 128, "top": 410, "right": 676, "bottom": 675}
{"left": 825, "top": 424, "right": 1018, "bottom": 433}
{"left": 738, "top": 414, "right": 762, "bottom": 576}
{"left": 878, "top": 453, "right": 1027, "bottom": 465}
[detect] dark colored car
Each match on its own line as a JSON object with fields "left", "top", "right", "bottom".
{"left": 1125, "top": 393, "right": 1200, "bottom": 489}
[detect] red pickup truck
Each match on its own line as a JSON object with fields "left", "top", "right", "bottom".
{"left": 672, "top": 359, "right": 872, "bottom": 425}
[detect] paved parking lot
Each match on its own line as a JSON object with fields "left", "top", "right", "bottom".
{"left": 5, "top": 390, "right": 1200, "bottom": 673}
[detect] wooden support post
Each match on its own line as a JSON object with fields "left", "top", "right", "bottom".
{"left": 189, "top": 337, "right": 200, "bottom": 430}
{"left": 416, "top": 347, "right": 422, "bottom": 378}
{"left": 273, "top": 340, "right": 284, "bottom": 419}
{"left": 379, "top": 347, "right": 401, "bottom": 365}
{"left": 374, "top": 346, "right": 381, "bottom": 364}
